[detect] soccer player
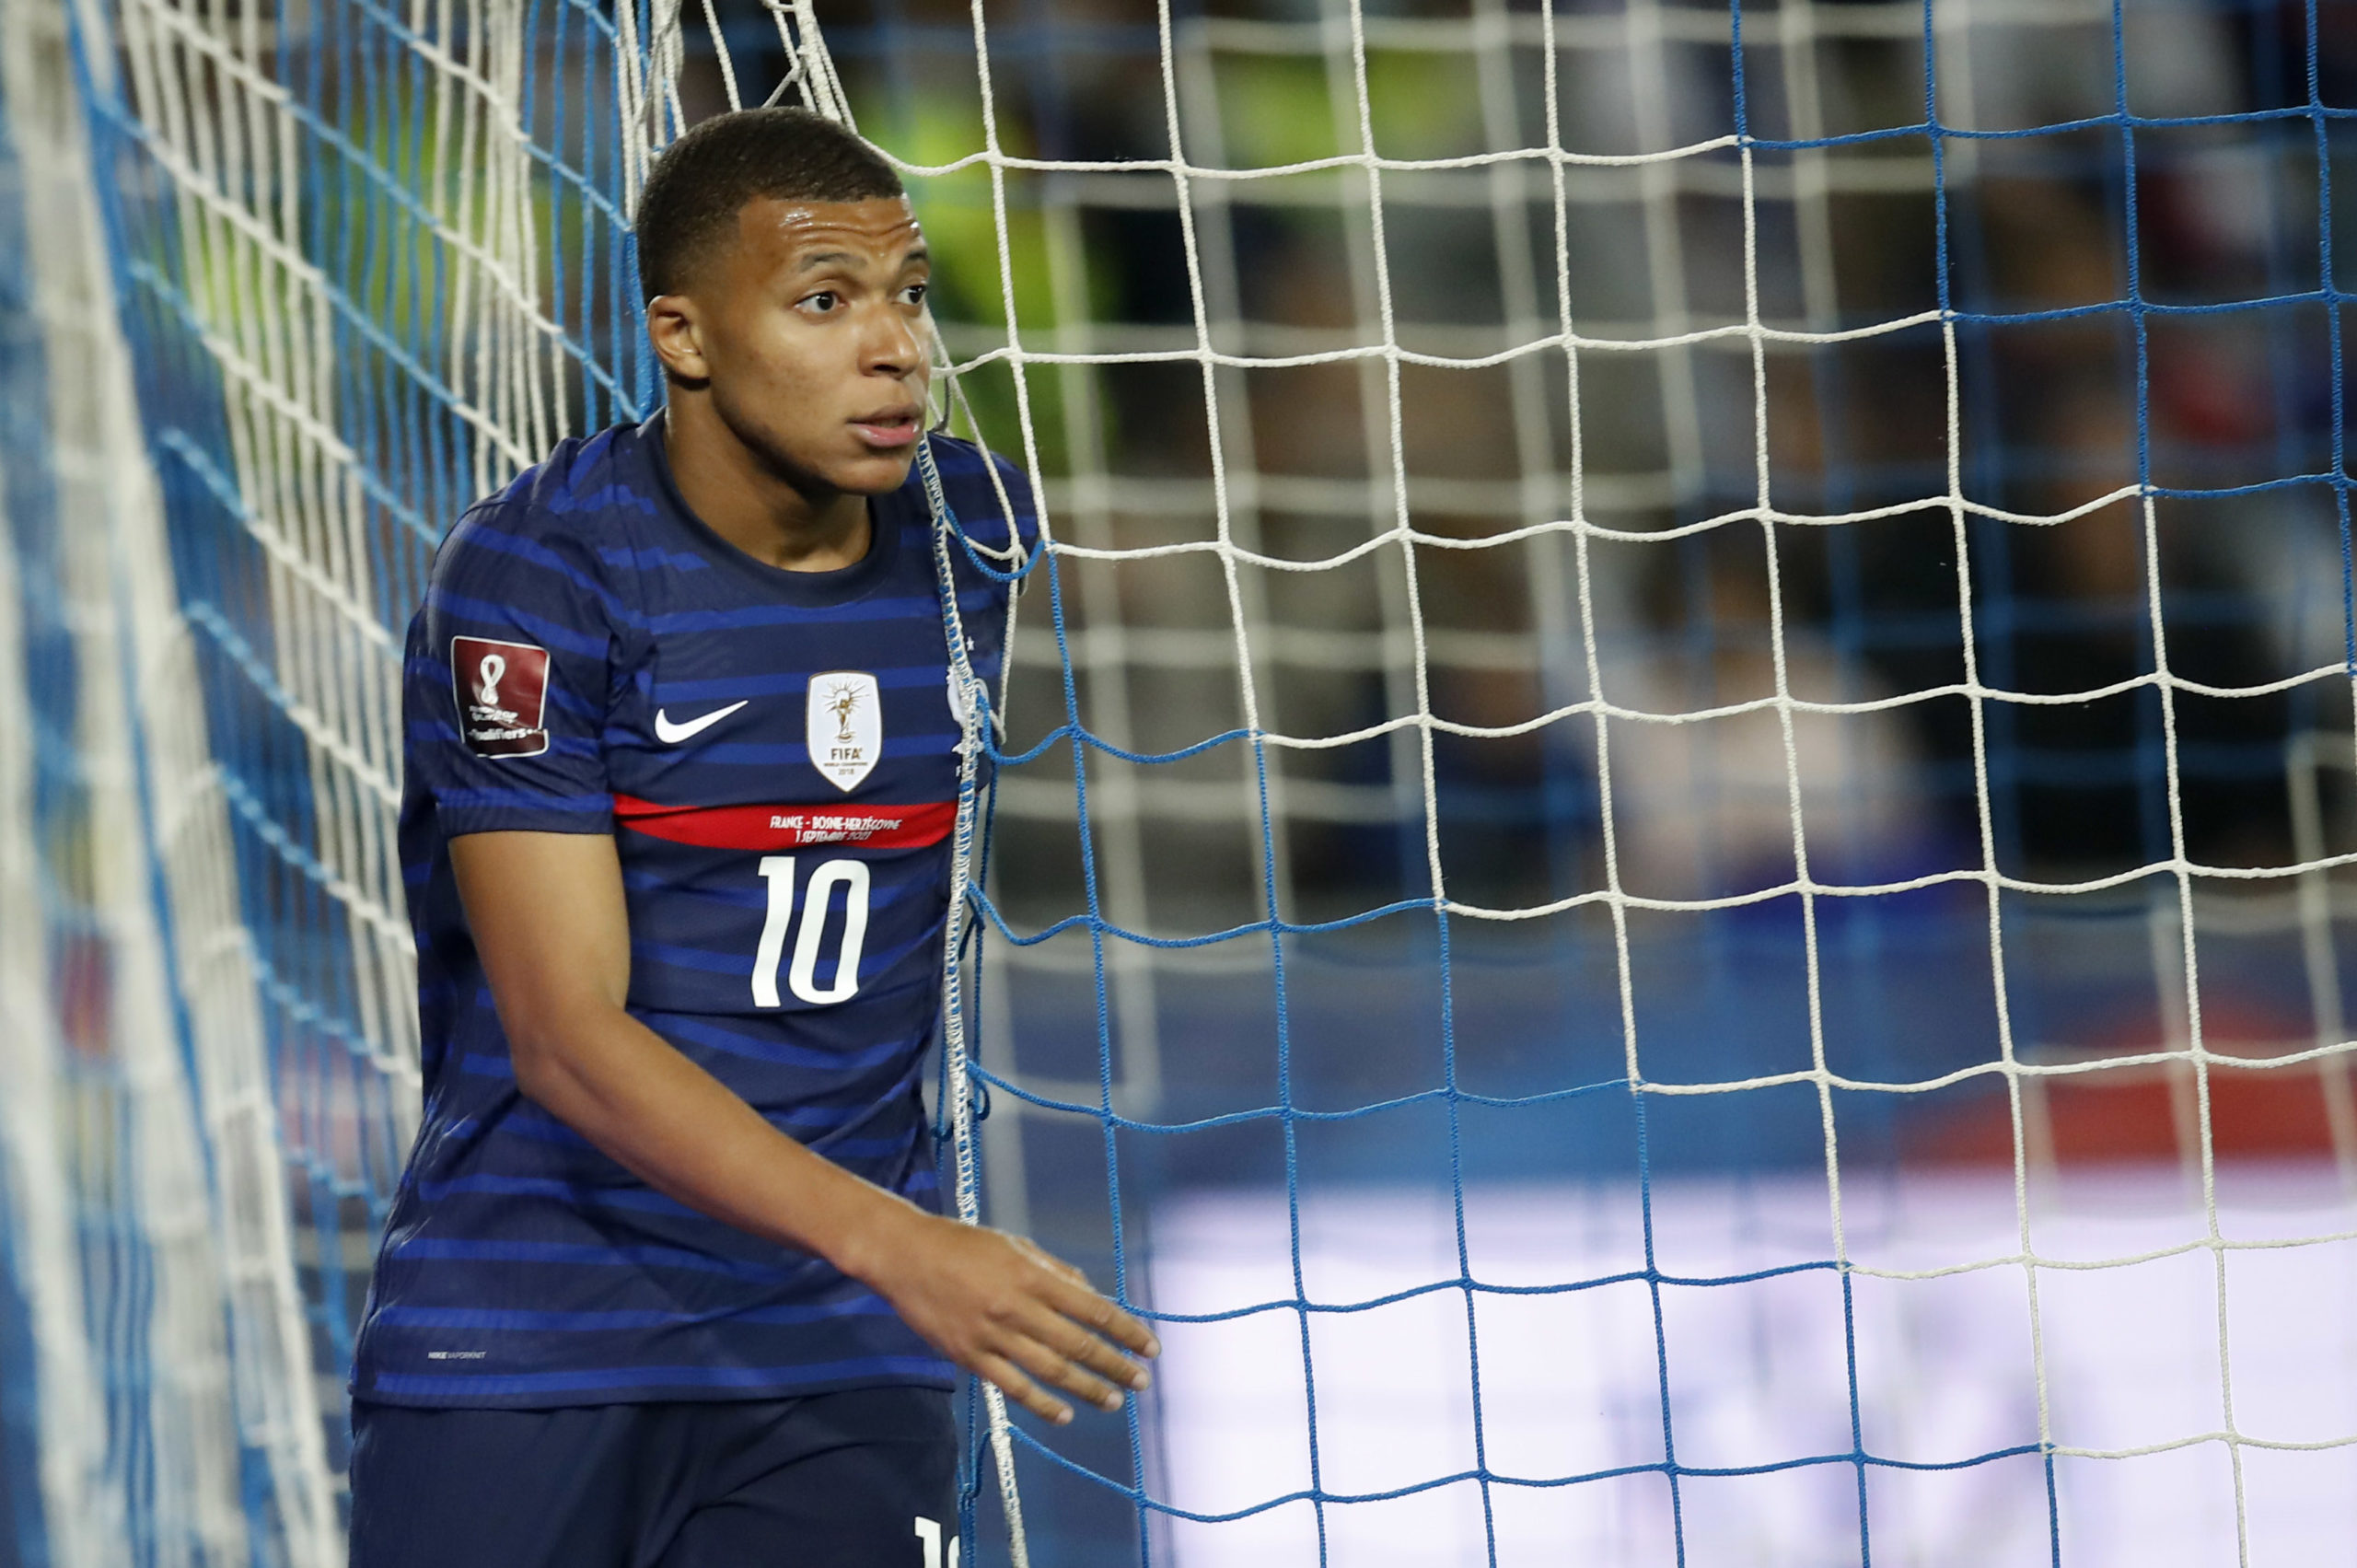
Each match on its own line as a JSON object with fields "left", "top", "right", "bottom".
{"left": 346, "top": 108, "right": 1155, "bottom": 1567}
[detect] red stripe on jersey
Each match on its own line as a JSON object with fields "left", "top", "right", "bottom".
{"left": 612, "top": 795, "right": 956, "bottom": 851}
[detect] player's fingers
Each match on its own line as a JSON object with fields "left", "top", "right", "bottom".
{"left": 976, "top": 1352, "right": 1074, "bottom": 1426}
{"left": 1022, "top": 1302, "right": 1149, "bottom": 1392}
{"left": 1001, "top": 1325, "right": 1128, "bottom": 1413}
{"left": 1040, "top": 1273, "right": 1161, "bottom": 1363}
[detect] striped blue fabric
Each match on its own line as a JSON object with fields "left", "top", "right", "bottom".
{"left": 352, "top": 419, "right": 1031, "bottom": 1409}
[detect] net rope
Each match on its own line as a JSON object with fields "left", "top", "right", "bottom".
{"left": 0, "top": 0, "right": 2351, "bottom": 1562}
{"left": 751, "top": 0, "right": 2357, "bottom": 1561}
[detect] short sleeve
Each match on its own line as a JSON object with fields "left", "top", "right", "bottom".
{"left": 406, "top": 507, "right": 619, "bottom": 838}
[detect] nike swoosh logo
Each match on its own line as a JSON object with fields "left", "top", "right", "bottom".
{"left": 654, "top": 701, "right": 749, "bottom": 744}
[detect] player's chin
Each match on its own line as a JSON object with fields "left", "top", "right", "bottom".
{"left": 827, "top": 440, "right": 923, "bottom": 495}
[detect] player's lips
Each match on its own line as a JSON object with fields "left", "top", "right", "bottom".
{"left": 850, "top": 406, "right": 922, "bottom": 448}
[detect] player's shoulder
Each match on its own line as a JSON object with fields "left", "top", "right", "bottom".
{"left": 923, "top": 431, "right": 1039, "bottom": 557}
{"left": 432, "top": 423, "right": 664, "bottom": 616}
{"left": 446, "top": 422, "right": 662, "bottom": 557}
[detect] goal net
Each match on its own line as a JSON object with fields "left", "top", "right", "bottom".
{"left": 2, "top": 0, "right": 2354, "bottom": 1563}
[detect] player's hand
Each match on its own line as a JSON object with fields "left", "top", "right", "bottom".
{"left": 852, "top": 1207, "right": 1159, "bottom": 1426}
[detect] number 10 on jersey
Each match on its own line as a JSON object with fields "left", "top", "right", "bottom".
{"left": 753, "top": 855, "right": 871, "bottom": 1006}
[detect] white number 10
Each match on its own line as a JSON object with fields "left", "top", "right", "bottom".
{"left": 752, "top": 855, "right": 871, "bottom": 1006}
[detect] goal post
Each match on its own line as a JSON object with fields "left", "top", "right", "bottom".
{"left": 2, "top": 0, "right": 345, "bottom": 1559}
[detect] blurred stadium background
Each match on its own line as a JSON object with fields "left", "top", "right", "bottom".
{"left": 2, "top": 0, "right": 2355, "bottom": 1562}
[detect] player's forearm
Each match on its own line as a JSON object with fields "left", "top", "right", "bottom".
{"left": 510, "top": 1007, "right": 916, "bottom": 1272}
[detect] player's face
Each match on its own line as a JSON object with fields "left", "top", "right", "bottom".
{"left": 691, "top": 195, "right": 933, "bottom": 496}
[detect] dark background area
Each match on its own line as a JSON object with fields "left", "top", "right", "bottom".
{"left": 658, "top": 1, "right": 2357, "bottom": 1558}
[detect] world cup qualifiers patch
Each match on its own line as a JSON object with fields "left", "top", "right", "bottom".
{"left": 452, "top": 636, "right": 552, "bottom": 758}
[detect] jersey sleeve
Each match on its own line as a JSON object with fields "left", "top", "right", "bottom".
{"left": 408, "top": 505, "right": 620, "bottom": 838}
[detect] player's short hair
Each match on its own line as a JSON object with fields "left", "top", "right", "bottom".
{"left": 634, "top": 108, "right": 905, "bottom": 298}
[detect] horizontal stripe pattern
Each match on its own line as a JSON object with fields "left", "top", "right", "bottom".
{"left": 370, "top": 1357, "right": 956, "bottom": 1401}
{"left": 363, "top": 422, "right": 1029, "bottom": 1409}
{"left": 375, "top": 1296, "right": 900, "bottom": 1332}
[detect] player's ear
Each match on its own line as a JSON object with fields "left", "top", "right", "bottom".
{"left": 646, "top": 293, "right": 710, "bottom": 385}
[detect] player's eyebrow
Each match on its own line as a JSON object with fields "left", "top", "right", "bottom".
{"left": 791, "top": 244, "right": 927, "bottom": 275}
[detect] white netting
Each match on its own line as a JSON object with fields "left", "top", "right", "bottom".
{"left": 2, "top": 0, "right": 333, "bottom": 1560}
{"left": 2, "top": 0, "right": 2354, "bottom": 1562}
{"left": 739, "top": 0, "right": 2357, "bottom": 1560}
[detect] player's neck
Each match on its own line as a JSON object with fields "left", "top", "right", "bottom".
{"left": 659, "top": 402, "right": 871, "bottom": 573}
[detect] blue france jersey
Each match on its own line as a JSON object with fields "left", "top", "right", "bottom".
{"left": 352, "top": 418, "right": 1033, "bottom": 1409}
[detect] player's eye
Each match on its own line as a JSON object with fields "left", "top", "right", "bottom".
{"left": 798, "top": 290, "right": 840, "bottom": 315}
{"left": 900, "top": 282, "right": 928, "bottom": 308}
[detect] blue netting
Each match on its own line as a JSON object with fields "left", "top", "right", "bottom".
{"left": 0, "top": 75, "right": 53, "bottom": 1564}
{"left": 0, "top": 21, "right": 238, "bottom": 1561}
{"left": 14, "top": 0, "right": 2357, "bottom": 1562}
{"left": 0, "top": 65, "right": 44, "bottom": 1567}
{"left": 60, "top": 0, "right": 656, "bottom": 1502}
{"left": 0, "top": 1173, "right": 45, "bottom": 1568}
{"left": 807, "top": 1, "right": 2357, "bottom": 1561}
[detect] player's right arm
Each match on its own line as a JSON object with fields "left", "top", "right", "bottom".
{"left": 450, "top": 827, "right": 1157, "bottom": 1425}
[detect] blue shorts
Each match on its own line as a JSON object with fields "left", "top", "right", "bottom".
{"left": 348, "top": 1387, "right": 958, "bottom": 1568}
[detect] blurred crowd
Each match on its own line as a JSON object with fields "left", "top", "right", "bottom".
{"left": 682, "top": 0, "right": 2357, "bottom": 923}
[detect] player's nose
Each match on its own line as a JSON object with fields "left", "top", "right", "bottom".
{"left": 861, "top": 302, "right": 923, "bottom": 378}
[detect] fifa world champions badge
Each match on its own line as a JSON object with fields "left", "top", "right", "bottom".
{"left": 453, "top": 636, "right": 552, "bottom": 758}
{"left": 807, "top": 670, "right": 881, "bottom": 792}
